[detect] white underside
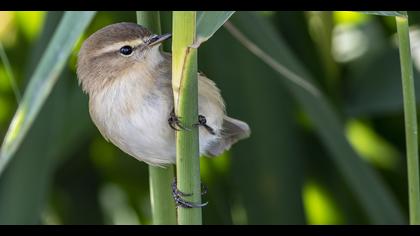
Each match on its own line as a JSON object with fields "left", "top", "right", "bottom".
{"left": 89, "top": 67, "right": 224, "bottom": 166}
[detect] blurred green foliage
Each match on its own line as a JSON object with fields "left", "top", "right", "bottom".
{"left": 0, "top": 11, "right": 418, "bottom": 224}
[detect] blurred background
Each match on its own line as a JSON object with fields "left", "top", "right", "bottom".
{"left": 0, "top": 11, "right": 420, "bottom": 224}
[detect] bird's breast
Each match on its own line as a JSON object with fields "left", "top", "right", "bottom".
{"left": 88, "top": 72, "right": 176, "bottom": 166}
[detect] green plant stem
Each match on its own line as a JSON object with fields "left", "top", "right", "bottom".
{"left": 148, "top": 165, "right": 176, "bottom": 224}
{"left": 396, "top": 14, "right": 420, "bottom": 225}
{"left": 172, "top": 11, "right": 202, "bottom": 225}
{"left": 136, "top": 11, "right": 177, "bottom": 225}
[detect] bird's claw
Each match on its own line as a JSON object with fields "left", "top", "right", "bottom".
{"left": 194, "top": 115, "right": 216, "bottom": 135}
{"left": 172, "top": 178, "right": 208, "bottom": 208}
{"left": 168, "top": 109, "right": 190, "bottom": 131}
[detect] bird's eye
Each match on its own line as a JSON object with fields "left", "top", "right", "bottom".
{"left": 119, "top": 45, "right": 133, "bottom": 56}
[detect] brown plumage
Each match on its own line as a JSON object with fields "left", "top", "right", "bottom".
{"left": 76, "top": 22, "right": 250, "bottom": 166}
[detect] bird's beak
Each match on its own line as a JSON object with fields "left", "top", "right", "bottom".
{"left": 147, "top": 33, "right": 172, "bottom": 47}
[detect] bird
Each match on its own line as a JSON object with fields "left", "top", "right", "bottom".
{"left": 76, "top": 22, "right": 250, "bottom": 207}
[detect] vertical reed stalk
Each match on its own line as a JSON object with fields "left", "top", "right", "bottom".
{"left": 172, "top": 11, "right": 202, "bottom": 225}
{"left": 396, "top": 14, "right": 420, "bottom": 225}
{"left": 136, "top": 11, "right": 177, "bottom": 225}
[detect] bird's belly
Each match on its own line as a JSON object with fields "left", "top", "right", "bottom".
{"left": 89, "top": 83, "right": 225, "bottom": 166}
{"left": 90, "top": 92, "right": 176, "bottom": 166}
{"left": 121, "top": 103, "right": 176, "bottom": 165}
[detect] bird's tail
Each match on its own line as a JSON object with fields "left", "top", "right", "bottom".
{"left": 204, "top": 116, "right": 251, "bottom": 157}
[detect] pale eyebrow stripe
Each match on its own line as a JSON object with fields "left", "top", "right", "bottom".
{"left": 94, "top": 39, "right": 144, "bottom": 56}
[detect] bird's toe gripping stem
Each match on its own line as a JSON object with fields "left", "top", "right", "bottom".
{"left": 172, "top": 178, "right": 208, "bottom": 208}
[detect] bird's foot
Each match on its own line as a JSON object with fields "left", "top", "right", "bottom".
{"left": 172, "top": 178, "right": 208, "bottom": 208}
{"left": 168, "top": 108, "right": 190, "bottom": 131}
{"left": 194, "top": 115, "right": 216, "bottom": 135}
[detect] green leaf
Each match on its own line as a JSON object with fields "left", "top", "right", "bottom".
{"left": 359, "top": 11, "right": 407, "bottom": 17}
{"left": 395, "top": 15, "right": 420, "bottom": 225}
{"left": 0, "top": 11, "right": 96, "bottom": 177}
{"left": 0, "top": 13, "right": 97, "bottom": 224}
{"left": 0, "top": 67, "right": 95, "bottom": 224}
{"left": 226, "top": 12, "right": 405, "bottom": 224}
{"left": 0, "top": 43, "right": 21, "bottom": 103}
{"left": 192, "top": 11, "right": 235, "bottom": 48}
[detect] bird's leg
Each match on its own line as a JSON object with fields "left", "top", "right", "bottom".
{"left": 168, "top": 108, "right": 190, "bottom": 131}
{"left": 172, "top": 178, "right": 208, "bottom": 208}
{"left": 194, "top": 115, "right": 216, "bottom": 135}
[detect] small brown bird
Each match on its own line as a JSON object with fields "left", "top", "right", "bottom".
{"left": 76, "top": 22, "right": 250, "bottom": 168}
